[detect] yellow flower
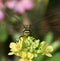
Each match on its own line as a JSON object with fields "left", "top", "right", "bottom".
{"left": 8, "top": 52, "right": 14, "bottom": 55}
{"left": 8, "top": 40, "right": 23, "bottom": 55}
{"left": 20, "top": 51, "right": 27, "bottom": 58}
{"left": 19, "top": 58, "right": 32, "bottom": 61}
{"left": 40, "top": 41, "right": 53, "bottom": 57}
{"left": 19, "top": 37, "right": 24, "bottom": 41}
{"left": 9, "top": 42, "right": 17, "bottom": 51}
{"left": 16, "top": 40, "right": 23, "bottom": 51}
{"left": 19, "top": 58, "right": 25, "bottom": 61}
{"left": 8, "top": 36, "right": 54, "bottom": 61}
{"left": 45, "top": 46, "right": 53, "bottom": 57}
{"left": 8, "top": 42, "right": 17, "bottom": 55}
{"left": 27, "top": 52, "right": 34, "bottom": 59}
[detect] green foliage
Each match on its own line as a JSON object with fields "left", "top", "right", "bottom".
{"left": 33, "top": 55, "right": 45, "bottom": 61}
{"left": 0, "top": 57, "right": 6, "bottom": 61}
{"left": 9, "top": 15, "right": 22, "bottom": 23}
{"left": 0, "top": 22, "right": 8, "bottom": 42}
{"left": 46, "top": 53, "right": 60, "bottom": 61}
{"left": 33, "top": 32, "right": 60, "bottom": 61}
{"left": 52, "top": 40, "right": 60, "bottom": 51}
{"left": 44, "top": 32, "right": 53, "bottom": 44}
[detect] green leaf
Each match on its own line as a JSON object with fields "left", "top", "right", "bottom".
{"left": 0, "top": 22, "right": 8, "bottom": 42}
{"left": 44, "top": 32, "right": 53, "bottom": 44}
{"left": 51, "top": 40, "right": 60, "bottom": 52}
{"left": 46, "top": 52, "right": 60, "bottom": 61}
{"left": 33, "top": 55, "right": 45, "bottom": 61}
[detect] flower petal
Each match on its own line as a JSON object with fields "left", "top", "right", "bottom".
{"left": 6, "top": 0, "right": 16, "bottom": 10}
{"left": 9, "top": 42, "right": 16, "bottom": 48}
{"left": 22, "top": 0, "right": 34, "bottom": 10}
{"left": 0, "top": 2, "right": 4, "bottom": 9}
{"left": 14, "top": 2, "right": 25, "bottom": 14}
{"left": 46, "top": 53, "right": 52, "bottom": 57}
{"left": 27, "top": 52, "right": 34, "bottom": 59}
{"left": 0, "top": 10, "right": 4, "bottom": 21}
{"left": 46, "top": 46, "right": 53, "bottom": 52}
{"left": 8, "top": 52, "right": 14, "bottom": 55}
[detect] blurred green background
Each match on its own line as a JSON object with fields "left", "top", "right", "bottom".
{"left": 0, "top": 0, "right": 60, "bottom": 61}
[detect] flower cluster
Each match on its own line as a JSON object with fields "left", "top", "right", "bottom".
{"left": 6, "top": 0, "right": 34, "bottom": 14}
{"left": 0, "top": 0, "right": 34, "bottom": 21}
{"left": 8, "top": 36, "right": 53, "bottom": 61}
